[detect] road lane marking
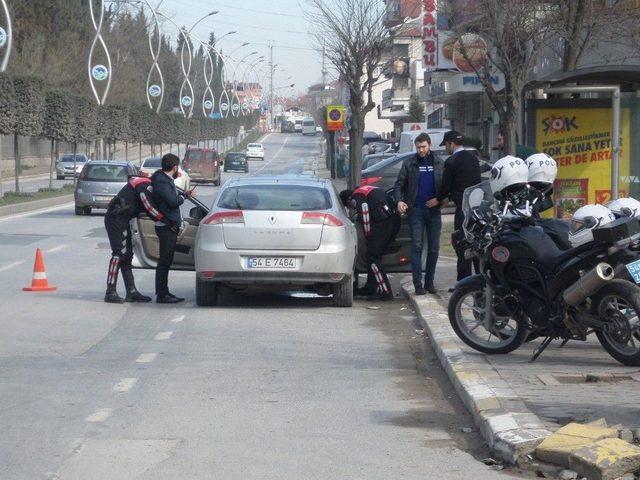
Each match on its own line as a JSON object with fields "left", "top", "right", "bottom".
{"left": 171, "top": 315, "right": 185, "bottom": 323}
{"left": 154, "top": 331, "right": 173, "bottom": 341}
{"left": 0, "top": 202, "right": 74, "bottom": 222}
{"left": 46, "top": 245, "right": 66, "bottom": 254}
{"left": 136, "top": 353, "right": 158, "bottom": 363}
{"left": 0, "top": 260, "right": 24, "bottom": 273}
{"left": 254, "top": 136, "right": 288, "bottom": 174}
{"left": 112, "top": 378, "right": 138, "bottom": 393}
{"left": 85, "top": 408, "right": 113, "bottom": 423}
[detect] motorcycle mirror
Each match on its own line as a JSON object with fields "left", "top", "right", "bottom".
{"left": 469, "top": 188, "right": 485, "bottom": 208}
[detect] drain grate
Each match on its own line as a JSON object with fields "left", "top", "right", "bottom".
{"left": 537, "top": 373, "right": 640, "bottom": 385}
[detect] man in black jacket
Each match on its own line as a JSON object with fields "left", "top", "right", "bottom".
{"left": 151, "top": 154, "right": 193, "bottom": 304}
{"left": 393, "top": 132, "right": 444, "bottom": 295}
{"left": 437, "top": 130, "right": 481, "bottom": 282}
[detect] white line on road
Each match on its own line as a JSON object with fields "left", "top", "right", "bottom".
{"left": 135, "top": 353, "right": 158, "bottom": 363}
{"left": 171, "top": 314, "right": 185, "bottom": 323}
{"left": 0, "top": 202, "right": 74, "bottom": 222}
{"left": 254, "top": 136, "right": 289, "bottom": 174}
{"left": 0, "top": 261, "right": 25, "bottom": 273}
{"left": 45, "top": 245, "right": 67, "bottom": 254}
{"left": 112, "top": 378, "right": 138, "bottom": 393}
{"left": 85, "top": 408, "right": 113, "bottom": 423}
{"left": 154, "top": 331, "right": 173, "bottom": 341}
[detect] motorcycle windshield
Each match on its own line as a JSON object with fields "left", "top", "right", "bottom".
{"left": 462, "top": 181, "right": 495, "bottom": 242}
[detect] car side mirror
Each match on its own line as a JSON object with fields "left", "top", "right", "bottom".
{"left": 189, "top": 206, "right": 206, "bottom": 222}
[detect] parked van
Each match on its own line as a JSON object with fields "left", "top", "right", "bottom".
{"left": 302, "top": 118, "right": 316, "bottom": 136}
{"left": 398, "top": 128, "right": 449, "bottom": 154}
{"left": 182, "top": 148, "right": 222, "bottom": 186}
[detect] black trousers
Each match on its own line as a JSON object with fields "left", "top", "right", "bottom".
{"left": 362, "top": 221, "right": 396, "bottom": 295}
{"left": 453, "top": 207, "right": 478, "bottom": 281}
{"left": 104, "top": 213, "right": 135, "bottom": 290}
{"left": 155, "top": 225, "right": 178, "bottom": 297}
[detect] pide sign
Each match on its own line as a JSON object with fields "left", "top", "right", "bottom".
{"left": 422, "top": 0, "right": 437, "bottom": 71}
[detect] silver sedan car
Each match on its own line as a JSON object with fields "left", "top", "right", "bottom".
{"left": 131, "top": 176, "right": 357, "bottom": 307}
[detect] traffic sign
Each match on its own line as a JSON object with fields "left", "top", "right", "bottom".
{"left": 327, "top": 105, "right": 345, "bottom": 131}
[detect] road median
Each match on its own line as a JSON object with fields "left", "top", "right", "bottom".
{"left": 0, "top": 186, "right": 74, "bottom": 218}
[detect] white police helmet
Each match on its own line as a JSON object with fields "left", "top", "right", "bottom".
{"left": 489, "top": 155, "right": 529, "bottom": 198}
{"left": 526, "top": 153, "right": 557, "bottom": 186}
{"left": 607, "top": 197, "right": 640, "bottom": 218}
{"left": 569, "top": 204, "right": 616, "bottom": 247}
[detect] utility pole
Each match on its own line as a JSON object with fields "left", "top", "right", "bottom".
{"left": 321, "top": 42, "right": 328, "bottom": 87}
{"left": 269, "top": 42, "right": 274, "bottom": 130}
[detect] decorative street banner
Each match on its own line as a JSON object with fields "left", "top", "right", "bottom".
{"left": 326, "top": 105, "right": 345, "bottom": 132}
{"left": 534, "top": 107, "right": 631, "bottom": 218}
{"left": 422, "top": 0, "right": 437, "bottom": 71}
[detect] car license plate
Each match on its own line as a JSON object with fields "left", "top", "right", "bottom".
{"left": 247, "top": 257, "right": 296, "bottom": 269}
{"left": 94, "top": 195, "right": 112, "bottom": 202}
{"left": 625, "top": 259, "right": 640, "bottom": 284}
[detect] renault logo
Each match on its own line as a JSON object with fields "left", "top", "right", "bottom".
{"left": 268, "top": 215, "right": 277, "bottom": 225}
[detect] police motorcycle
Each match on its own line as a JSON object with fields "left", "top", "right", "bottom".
{"left": 448, "top": 156, "right": 640, "bottom": 365}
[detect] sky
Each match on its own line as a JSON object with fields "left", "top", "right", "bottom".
{"left": 158, "top": 0, "right": 326, "bottom": 96}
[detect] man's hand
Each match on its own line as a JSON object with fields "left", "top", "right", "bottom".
{"left": 185, "top": 186, "right": 197, "bottom": 198}
{"left": 426, "top": 198, "right": 439, "bottom": 208}
{"left": 397, "top": 201, "right": 408, "bottom": 214}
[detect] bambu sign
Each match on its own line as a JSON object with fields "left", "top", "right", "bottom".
{"left": 422, "top": 0, "right": 437, "bottom": 71}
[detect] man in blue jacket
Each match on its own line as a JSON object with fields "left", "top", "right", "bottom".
{"left": 151, "top": 154, "right": 194, "bottom": 304}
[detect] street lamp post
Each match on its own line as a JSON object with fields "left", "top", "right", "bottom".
{"left": 142, "top": 0, "right": 164, "bottom": 113}
{"left": 87, "top": 0, "right": 112, "bottom": 106}
{"left": 0, "top": 0, "right": 12, "bottom": 73}
{"left": 218, "top": 42, "right": 249, "bottom": 118}
{"left": 230, "top": 51, "right": 257, "bottom": 117}
{"left": 240, "top": 57, "right": 265, "bottom": 115}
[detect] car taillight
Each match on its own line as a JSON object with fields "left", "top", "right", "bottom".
{"left": 301, "top": 212, "right": 343, "bottom": 227}
{"left": 202, "top": 210, "right": 245, "bottom": 225}
{"left": 360, "top": 176, "right": 382, "bottom": 186}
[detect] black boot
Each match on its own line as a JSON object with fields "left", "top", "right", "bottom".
{"left": 105, "top": 287, "right": 125, "bottom": 304}
{"left": 125, "top": 288, "right": 152, "bottom": 303}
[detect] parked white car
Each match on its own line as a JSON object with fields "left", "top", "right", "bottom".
{"left": 139, "top": 157, "right": 190, "bottom": 191}
{"left": 245, "top": 143, "right": 265, "bottom": 161}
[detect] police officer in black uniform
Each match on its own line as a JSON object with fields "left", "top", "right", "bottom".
{"left": 104, "top": 173, "right": 171, "bottom": 304}
{"left": 341, "top": 186, "right": 401, "bottom": 301}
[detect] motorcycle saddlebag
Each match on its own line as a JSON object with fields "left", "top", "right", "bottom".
{"left": 592, "top": 217, "right": 640, "bottom": 244}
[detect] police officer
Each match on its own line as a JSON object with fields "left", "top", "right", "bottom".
{"left": 104, "top": 173, "right": 170, "bottom": 304}
{"left": 341, "top": 186, "right": 400, "bottom": 301}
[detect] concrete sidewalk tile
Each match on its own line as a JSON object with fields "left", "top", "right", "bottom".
{"left": 569, "top": 438, "right": 640, "bottom": 480}
{"left": 536, "top": 423, "right": 619, "bottom": 467}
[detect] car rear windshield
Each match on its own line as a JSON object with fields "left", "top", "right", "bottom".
{"left": 184, "top": 150, "right": 203, "bottom": 161}
{"left": 142, "top": 158, "right": 161, "bottom": 168}
{"left": 247, "top": 144, "right": 262, "bottom": 149}
{"left": 303, "top": 121, "right": 315, "bottom": 126}
{"left": 218, "top": 185, "right": 332, "bottom": 211}
{"left": 226, "top": 153, "right": 245, "bottom": 161}
{"left": 84, "top": 165, "right": 129, "bottom": 182}
{"left": 60, "top": 155, "right": 86, "bottom": 163}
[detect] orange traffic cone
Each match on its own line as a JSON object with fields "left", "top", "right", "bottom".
{"left": 23, "top": 248, "right": 57, "bottom": 292}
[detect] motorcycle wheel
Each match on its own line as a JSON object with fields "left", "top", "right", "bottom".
{"left": 592, "top": 280, "right": 640, "bottom": 366}
{"left": 449, "top": 285, "right": 529, "bottom": 355}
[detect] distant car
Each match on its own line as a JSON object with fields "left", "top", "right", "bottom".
{"left": 131, "top": 176, "right": 357, "bottom": 307}
{"left": 56, "top": 153, "right": 88, "bottom": 179}
{"left": 362, "top": 152, "right": 395, "bottom": 170}
{"left": 302, "top": 118, "right": 316, "bottom": 136}
{"left": 139, "top": 156, "right": 190, "bottom": 191}
{"left": 224, "top": 152, "right": 248, "bottom": 173}
{"left": 315, "top": 125, "right": 323, "bottom": 134}
{"left": 362, "top": 131, "right": 383, "bottom": 145}
{"left": 294, "top": 119, "right": 303, "bottom": 133}
{"left": 245, "top": 143, "right": 265, "bottom": 161}
{"left": 281, "top": 120, "right": 295, "bottom": 133}
{"left": 182, "top": 148, "right": 222, "bottom": 186}
{"left": 74, "top": 161, "right": 138, "bottom": 215}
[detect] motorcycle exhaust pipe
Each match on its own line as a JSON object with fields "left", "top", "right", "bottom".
{"left": 563, "top": 263, "right": 615, "bottom": 307}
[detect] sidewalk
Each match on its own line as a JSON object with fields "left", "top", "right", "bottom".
{"left": 402, "top": 260, "right": 640, "bottom": 464}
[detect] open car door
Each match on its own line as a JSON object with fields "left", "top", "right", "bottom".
{"left": 131, "top": 194, "right": 209, "bottom": 271}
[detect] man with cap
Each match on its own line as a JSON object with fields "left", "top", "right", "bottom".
{"left": 437, "top": 130, "right": 481, "bottom": 283}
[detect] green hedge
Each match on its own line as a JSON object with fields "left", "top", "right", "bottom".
{"left": 0, "top": 74, "right": 260, "bottom": 147}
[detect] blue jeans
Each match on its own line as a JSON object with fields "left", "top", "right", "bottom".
{"left": 408, "top": 206, "right": 442, "bottom": 288}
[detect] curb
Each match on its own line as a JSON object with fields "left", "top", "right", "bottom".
{"left": 401, "top": 278, "right": 552, "bottom": 465}
{"left": 0, "top": 194, "right": 74, "bottom": 218}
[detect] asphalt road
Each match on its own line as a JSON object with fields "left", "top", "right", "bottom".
{"left": 0, "top": 133, "right": 524, "bottom": 479}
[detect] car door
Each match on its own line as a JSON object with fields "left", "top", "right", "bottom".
{"left": 132, "top": 196, "right": 209, "bottom": 271}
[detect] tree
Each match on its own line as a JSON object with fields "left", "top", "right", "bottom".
{"left": 306, "top": 0, "right": 390, "bottom": 188}
{"left": 408, "top": 95, "right": 425, "bottom": 123}
{"left": 0, "top": 74, "right": 16, "bottom": 196}
{"left": 12, "top": 76, "right": 45, "bottom": 192}
{"left": 43, "top": 90, "right": 75, "bottom": 187}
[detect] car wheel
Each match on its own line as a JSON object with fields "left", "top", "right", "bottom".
{"left": 83, "top": 207, "right": 92, "bottom": 215}
{"left": 196, "top": 277, "right": 218, "bottom": 306}
{"left": 213, "top": 177, "right": 221, "bottom": 186}
{"left": 332, "top": 275, "right": 353, "bottom": 307}
{"left": 56, "top": 175, "right": 63, "bottom": 180}
{"left": 75, "top": 205, "right": 84, "bottom": 216}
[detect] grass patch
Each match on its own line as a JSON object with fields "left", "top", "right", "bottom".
{"left": 0, "top": 183, "right": 75, "bottom": 206}
{"left": 225, "top": 130, "right": 264, "bottom": 155}
{"left": 440, "top": 219, "right": 456, "bottom": 256}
